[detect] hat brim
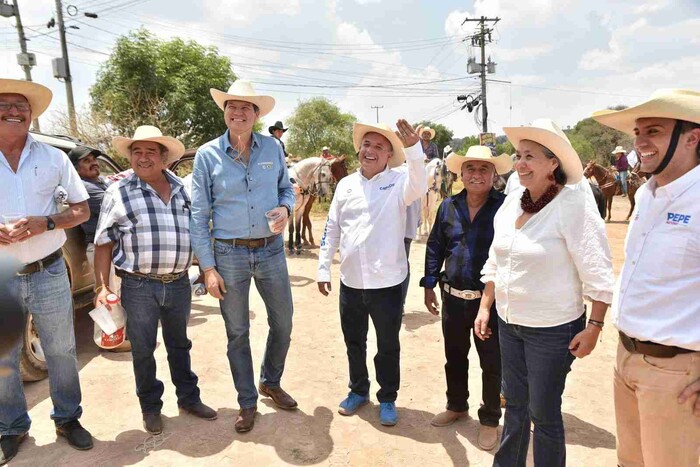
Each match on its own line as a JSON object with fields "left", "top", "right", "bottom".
{"left": 268, "top": 126, "right": 288, "bottom": 134}
{"left": 353, "top": 123, "right": 406, "bottom": 168}
{"left": 421, "top": 128, "right": 436, "bottom": 140}
{"left": 592, "top": 90, "right": 700, "bottom": 136}
{"left": 445, "top": 152, "right": 513, "bottom": 176}
{"left": 0, "top": 79, "right": 52, "bottom": 118}
{"left": 112, "top": 135, "right": 186, "bottom": 165}
{"left": 504, "top": 126, "right": 583, "bottom": 183}
{"left": 210, "top": 88, "right": 275, "bottom": 118}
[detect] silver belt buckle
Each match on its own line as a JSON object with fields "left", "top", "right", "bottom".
{"left": 461, "top": 290, "right": 477, "bottom": 300}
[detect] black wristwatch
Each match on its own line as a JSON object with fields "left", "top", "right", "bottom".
{"left": 46, "top": 216, "right": 55, "bottom": 231}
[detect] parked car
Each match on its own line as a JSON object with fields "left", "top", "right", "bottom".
{"left": 20, "top": 132, "right": 124, "bottom": 381}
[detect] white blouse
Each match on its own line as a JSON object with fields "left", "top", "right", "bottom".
{"left": 481, "top": 186, "right": 614, "bottom": 327}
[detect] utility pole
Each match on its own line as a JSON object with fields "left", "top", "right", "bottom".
{"left": 463, "top": 16, "right": 499, "bottom": 133}
{"left": 1, "top": 0, "right": 41, "bottom": 130}
{"left": 54, "top": 0, "right": 77, "bottom": 135}
{"left": 371, "top": 105, "right": 383, "bottom": 123}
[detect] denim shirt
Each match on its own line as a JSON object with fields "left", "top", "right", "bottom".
{"left": 190, "top": 130, "right": 296, "bottom": 269}
{"left": 421, "top": 188, "right": 505, "bottom": 291}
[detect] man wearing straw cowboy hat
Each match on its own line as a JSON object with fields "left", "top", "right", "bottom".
{"left": 317, "top": 119, "right": 427, "bottom": 426}
{"left": 420, "top": 126, "right": 439, "bottom": 161}
{"left": 421, "top": 146, "right": 511, "bottom": 449}
{"left": 93, "top": 125, "right": 217, "bottom": 435}
{"left": 0, "top": 79, "right": 93, "bottom": 463}
{"left": 612, "top": 145, "right": 630, "bottom": 196}
{"left": 593, "top": 89, "right": 700, "bottom": 467}
{"left": 190, "top": 80, "right": 296, "bottom": 433}
{"left": 268, "top": 120, "right": 289, "bottom": 158}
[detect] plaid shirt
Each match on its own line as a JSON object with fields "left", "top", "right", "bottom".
{"left": 94, "top": 170, "right": 192, "bottom": 274}
{"left": 421, "top": 188, "right": 505, "bottom": 290}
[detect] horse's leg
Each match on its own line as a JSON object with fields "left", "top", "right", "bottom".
{"left": 302, "top": 196, "right": 316, "bottom": 245}
{"left": 294, "top": 199, "right": 305, "bottom": 254}
{"left": 606, "top": 193, "right": 613, "bottom": 222}
{"left": 287, "top": 213, "right": 294, "bottom": 252}
{"left": 627, "top": 192, "right": 635, "bottom": 220}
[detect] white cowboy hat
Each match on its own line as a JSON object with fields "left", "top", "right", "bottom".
{"left": 322, "top": 146, "right": 329, "bottom": 151}
{"left": 420, "top": 127, "right": 436, "bottom": 140}
{"left": 352, "top": 122, "right": 406, "bottom": 168}
{"left": 592, "top": 89, "right": 700, "bottom": 135}
{"left": 445, "top": 145, "right": 513, "bottom": 175}
{"left": 209, "top": 80, "right": 275, "bottom": 118}
{"left": 611, "top": 146, "right": 626, "bottom": 154}
{"left": 0, "top": 78, "right": 52, "bottom": 118}
{"left": 503, "top": 118, "right": 583, "bottom": 183}
{"left": 112, "top": 125, "right": 186, "bottom": 165}
{"left": 443, "top": 145, "right": 453, "bottom": 155}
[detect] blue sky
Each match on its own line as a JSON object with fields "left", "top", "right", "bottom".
{"left": 1, "top": 0, "right": 698, "bottom": 140}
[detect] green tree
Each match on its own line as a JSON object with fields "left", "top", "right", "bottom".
{"left": 286, "top": 97, "right": 357, "bottom": 158}
{"left": 566, "top": 117, "right": 632, "bottom": 166}
{"left": 416, "top": 121, "right": 453, "bottom": 155}
{"left": 90, "top": 29, "right": 236, "bottom": 149}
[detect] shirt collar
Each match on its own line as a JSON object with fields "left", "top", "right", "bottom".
{"left": 359, "top": 164, "right": 391, "bottom": 182}
{"left": 648, "top": 164, "right": 700, "bottom": 200}
{"left": 221, "top": 130, "right": 261, "bottom": 154}
{"left": 129, "top": 169, "right": 183, "bottom": 192}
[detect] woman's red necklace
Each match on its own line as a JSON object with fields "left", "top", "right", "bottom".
{"left": 520, "top": 184, "right": 560, "bottom": 213}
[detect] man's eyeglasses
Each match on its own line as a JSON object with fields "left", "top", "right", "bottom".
{"left": 0, "top": 102, "right": 31, "bottom": 112}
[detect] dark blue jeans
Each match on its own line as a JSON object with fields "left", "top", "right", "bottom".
{"left": 494, "top": 313, "right": 585, "bottom": 467}
{"left": 120, "top": 273, "right": 201, "bottom": 414}
{"left": 400, "top": 238, "right": 411, "bottom": 308}
{"left": 339, "top": 282, "right": 403, "bottom": 403}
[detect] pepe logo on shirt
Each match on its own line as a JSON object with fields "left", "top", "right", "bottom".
{"left": 666, "top": 212, "right": 692, "bottom": 225}
{"left": 258, "top": 162, "right": 274, "bottom": 170}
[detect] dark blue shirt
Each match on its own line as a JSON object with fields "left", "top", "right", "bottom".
{"left": 421, "top": 188, "right": 505, "bottom": 290}
{"left": 80, "top": 176, "right": 108, "bottom": 245}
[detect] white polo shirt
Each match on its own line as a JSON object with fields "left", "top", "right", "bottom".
{"left": 317, "top": 142, "right": 427, "bottom": 289}
{"left": 0, "top": 135, "right": 89, "bottom": 265}
{"left": 612, "top": 165, "right": 700, "bottom": 351}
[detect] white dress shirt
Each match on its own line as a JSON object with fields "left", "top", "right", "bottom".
{"left": 317, "top": 142, "right": 427, "bottom": 289}
{"left": 0, "top": 134, "right": 88, "bottom": 264}
{"left": 611, "top": 165, "right": 700, "bottom": 350}
{"left": 481, "top": 187, "right": 614, "bottom": 327}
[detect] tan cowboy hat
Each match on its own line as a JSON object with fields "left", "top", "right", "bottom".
{"left": 0, "top": 79, "right": 52, "bottom": 118}
{"left": 420, "top": 127, "right": 436, "bottom": 140}
{"left": 503, "top": 118, "right": 583, "bottom": 183}
{"left": 592, "top": 89, "right": 700, "bottom": 135}
{"left": 611, "top": 146, "right": 626, "bottom": 154}
{"left": 112, "top": 125, "right": 185, "bottom": 165}
{"left": 446, "top": 145, "right": 513, "bottom": 175}
{"left": 352, "top": 122, "right": 406, "bottom": 168}
{"left": 210, "top": 80, "right": 275, "bottom": 118}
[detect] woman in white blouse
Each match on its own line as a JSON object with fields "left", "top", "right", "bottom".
{"left": 474, "top": 119, "right": 614, "bottom": 467}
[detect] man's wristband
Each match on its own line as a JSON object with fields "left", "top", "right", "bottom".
{"left": 588, "top": 319, "right": 604, "bottom": 329}
{"left": 280, "top": 205, "right": 291, "bottom": 216}
{"left": 94, "top": 284, "right": 107, "bottom": 294}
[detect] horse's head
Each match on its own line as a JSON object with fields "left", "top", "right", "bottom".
{"left": 330, "top": 156, "right": 349, "bottom": 183}
{"left": 583, "top": 160, "right": 596, "bottom": 178}
{"left": 313, "top": 161, "right": 334, "bottom": 197}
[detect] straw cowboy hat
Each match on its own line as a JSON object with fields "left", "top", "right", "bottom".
{"left": 268, "top": 120, "right": 288, "bottom": 134}
{"left": 112, "top": 125, "right": 185, "bottom": 165}
{"left": 503, "top": 118, "right": 583, "bottom": 183}
{"left": 443, "top": 145, "right": 453, "bottom": 155}
{"left": 592, "top": 89, "right": 700, "bottom": 135}
{"left": 352, "top": 122, "right": 406, "bottom": 168}
{"left": 611, "top": 146, "right": 626, "bottom": 155}
{"left": 0, "top": 78, "right": 52, "bottom": 118}
{"left": 210, "top": 80, "right": 275, "bottom": 118}
{"left": 446, "top": 145, "right": 513, "bottom": 175}
{"left": 420, "top": 127, "right": 436, "bottom": 140}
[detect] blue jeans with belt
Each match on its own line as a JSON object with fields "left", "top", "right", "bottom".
{"left": 0, "top": 259, "right": 83, "bottom": 435}
{"left": 214, "top": 235, "right": 294, "bottom": 409}
{"left": 120, "top": 273, "right": 201, "bottom": 414}
{"left": 494, "top": 313, "right": 585, "bottom": 467}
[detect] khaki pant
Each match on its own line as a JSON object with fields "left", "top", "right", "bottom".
{"left": 614, "top": 340, "right": 700, "bottom": 467}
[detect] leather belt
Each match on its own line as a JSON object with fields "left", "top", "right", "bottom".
{"left": 619, "top": 331, "right": 694, "bottom": 359}
{"left": 215, "top": 235, "right": 278, "bottom": 248}
{"left": 17, "top": 249, "right": 63, "bottom": 275}
{"left": 442, "top": 283, "right": 482, "bottom": 301}
{"left": 115, "top": 269, "right": 188, "bottom": 284}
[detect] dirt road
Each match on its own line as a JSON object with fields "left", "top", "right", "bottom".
{"left": 13, "top": 197, "right": 634, "bottom": 466}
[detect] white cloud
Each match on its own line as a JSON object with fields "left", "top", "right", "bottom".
{"left": 632, "top": 0, "right": 669, "bottom": 15}
{"left": 354, "top": 0, "right": 381, "bottom": 4}
{"left": 204, "top": 0, "right": 300, "bottom": 23}
{"left": 495, "top": 45, "right": 553, "bottom": 62}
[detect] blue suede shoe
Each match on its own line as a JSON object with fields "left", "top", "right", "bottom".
{"left": 379, "top": 402, "right": 397, "bottom": 426}
{"left": 338, "top": 392, "right": 369, "bottom": 416}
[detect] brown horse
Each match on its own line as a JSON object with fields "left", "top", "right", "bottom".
{"left": 584, "top": 161, "right": 643, "bottom": 221}
{"left": 300, "top": 156, "right": 349, "bottom": 246}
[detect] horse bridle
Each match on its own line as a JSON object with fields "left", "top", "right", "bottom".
{"left": 585, "top": 163, "right": 617, "bottom": 190}
{"left": 304, "top": 160, "right": 333, "bottom": 197}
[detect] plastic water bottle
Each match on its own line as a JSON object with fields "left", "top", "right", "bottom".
{"left": 189, "top": 270, "right": 207, "bottom": 296}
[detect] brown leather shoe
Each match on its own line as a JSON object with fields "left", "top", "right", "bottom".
{"left": 477, "top": 425, "right": 499, "bottom": 451}
{"left": 258, "top": 383, "right": 298, "bottom": 410}
{"left": 234, "top": 407, "right": 257, "bottom": 433}
{"left": 430, "top": 410, "right": 468, "bottom": 427}
{"left": 179, "top": 402, "right": 218, "bottom": 420}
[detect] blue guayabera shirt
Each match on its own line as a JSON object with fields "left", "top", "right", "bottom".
{"left": 420, "top": 188, "right": 505, "bottom": 291}
{"left": 190, "top": 130, "right": 295, "bottom": 269}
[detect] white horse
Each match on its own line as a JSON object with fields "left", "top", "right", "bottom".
{"left": 287, "top": 157, "right": 333, "bottom": 254}
{"left": 420, "top": 158, "right": 443, "bottom": 237}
